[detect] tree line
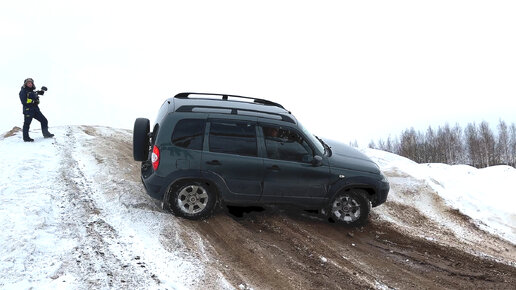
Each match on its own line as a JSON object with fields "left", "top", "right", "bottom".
{"left": 368, "top": 120, "right": 516, "bottom": 168}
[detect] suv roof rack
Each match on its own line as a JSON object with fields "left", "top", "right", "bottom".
{"left": 175, "top": 105, "right": 295, "bottom": 123}
{"left": 174, "top": 92, "right": 286, "bottom": 110}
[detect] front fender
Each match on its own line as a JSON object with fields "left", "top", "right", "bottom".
{"left": 328, "top": 175, "right": 378, "bottom": 201}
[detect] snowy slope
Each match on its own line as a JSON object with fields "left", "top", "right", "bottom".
{"left": 0, "top": 126, "right": 230, "bottom": 289}
{"left": 364, "top": 148, "right": 516, "bottom": 245}
{"left": 0, "top": 126, "right": 514, "bottom": 289}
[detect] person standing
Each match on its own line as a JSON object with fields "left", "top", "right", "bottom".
{"left": 19, "top": 78, "right": 54, "bottom": 142}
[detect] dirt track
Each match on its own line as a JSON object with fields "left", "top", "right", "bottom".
{"left": 80, "top": 126, "right": 516, "bottom": 289}
{"left": 185, "top": 209, "right": 515, "bottom": 289}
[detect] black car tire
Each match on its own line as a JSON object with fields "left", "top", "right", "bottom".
{"left": 165, "top": 181, "right": 217, "bottom": 220}
{"left": 329, "top": 189, "right": 370, "bottom": 226}
{"left": 133, "top": 118, "right": 150, "bottom": 161}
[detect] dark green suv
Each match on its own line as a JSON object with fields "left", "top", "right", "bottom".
{"left": 133, "top": 93, "right": 389, "bottom": 226}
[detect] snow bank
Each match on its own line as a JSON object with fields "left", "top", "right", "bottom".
{"left": 363, "top": 148, "right": 516, "bottom": 244}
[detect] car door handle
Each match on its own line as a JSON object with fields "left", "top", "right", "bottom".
{"left": 266, "top": 165, "right": 280, "bottom": 171}
{"left": 206, "top": 160, "right": 221, "bottom": 165}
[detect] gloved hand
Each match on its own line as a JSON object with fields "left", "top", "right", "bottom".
{"left": 37, "top": 90, "right": 45, "bottom": 95}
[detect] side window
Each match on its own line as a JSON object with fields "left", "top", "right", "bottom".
{"left": 262, "top": 126, "right": 313, "bottom": 162}
{"left": 171, "top": 119, "right": 206, "bottom": 150}
{"left": 209, "top": 121, "right": 257, "bottom": 157}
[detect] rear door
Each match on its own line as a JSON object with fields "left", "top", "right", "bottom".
{"left": 201, "top": 119, "right": 263, "bottom": 202}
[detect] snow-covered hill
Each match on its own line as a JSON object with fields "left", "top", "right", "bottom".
{"left": 1, "top": 126, "right": 514, "bottom": 289}
{"left": 0, "top": 126, "right": 224, "bottom": 289}
{"left": 363, "top": 148, "right": 516, "bottom": 245}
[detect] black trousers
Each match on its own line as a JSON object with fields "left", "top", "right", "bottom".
{"left": 23, "top": 110, "right": 49, "bottom": 138}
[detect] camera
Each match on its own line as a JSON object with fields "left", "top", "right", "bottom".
{"left": 36, "top": 86, "right": 48, "bottom": 95}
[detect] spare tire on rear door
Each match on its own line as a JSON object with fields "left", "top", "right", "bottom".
{"left": 133, "top": 118, "right": 150, "bottom": 161}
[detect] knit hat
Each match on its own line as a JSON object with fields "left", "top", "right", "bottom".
{"left": 24, "top": 78, "right": 34, "bottom": 86}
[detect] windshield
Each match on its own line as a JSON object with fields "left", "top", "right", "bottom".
{"left": 297, "top": 122, "right": 325, "bottom": 155}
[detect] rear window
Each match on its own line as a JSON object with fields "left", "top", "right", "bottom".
{"left": 171, "top": 119, "right": 206, "bottom": 150}
{"left": 209, "top": 121, "right": 257, "bottom": 157}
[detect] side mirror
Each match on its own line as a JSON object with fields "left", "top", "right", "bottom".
{"left": 311, "top": 155, "right": 323, "bottom": 166}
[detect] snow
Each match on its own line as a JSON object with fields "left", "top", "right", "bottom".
{"left": 0, "top": 128, "right": 76, "bottom": 288}
{"left": 363, "top": 148, "right": 516, "bottom": 244}
{"left": 424, "top": 163, "right": 516, "bottom": 242}
{"left": 0, "top": 126, "right": 229, "bottom": 289}
{"left": 0, "top": 126, "right": 514, "bottom": 288}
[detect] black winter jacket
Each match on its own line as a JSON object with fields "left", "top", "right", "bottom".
{"left": 19, "top": 86, "right": 40, "bottom": 116}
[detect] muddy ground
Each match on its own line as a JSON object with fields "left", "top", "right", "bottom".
{"left": 29, "top": 126, "right": 516, "bottom": 289}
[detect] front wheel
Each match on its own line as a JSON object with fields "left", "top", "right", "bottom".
{"left": 165, "top": 181, "right": 217, "bottom": 220}
{"left": 329, "top": 189, "right": 370, "bottom": 226}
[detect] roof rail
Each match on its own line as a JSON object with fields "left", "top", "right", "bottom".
{"left": 174, "top": 92, "right": 286, "bottom": 110}
{"left": 175, "top": 105, "right": 295, "bottom": 123}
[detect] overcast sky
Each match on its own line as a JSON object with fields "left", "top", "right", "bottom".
{"left": 1, "top": 0, "right": 515, "bottom": 145}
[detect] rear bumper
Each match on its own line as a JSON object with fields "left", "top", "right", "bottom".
{"left": 141, "top": 162, "right": 167, "bottom": 201}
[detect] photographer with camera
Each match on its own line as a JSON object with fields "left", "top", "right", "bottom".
{"left": 19, "top": 78, "right": 54, "bottom": 142}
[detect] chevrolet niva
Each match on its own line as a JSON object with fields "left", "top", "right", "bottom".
{"left": 133, "top": 93, "right": 389, "bottom": 226}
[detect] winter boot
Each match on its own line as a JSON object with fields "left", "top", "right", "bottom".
{"left": 23, "top": 127, "right": 34, "bottom": 142}
{"left": 42, "top": 128, "right": 54, "bottom": 138}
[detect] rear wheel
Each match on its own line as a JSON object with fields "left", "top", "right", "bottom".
{"left": 165, "top": 181, "right": 217, "bottom": 220}
{"left": 329, "top": 189, "right": 370, "bottom": 226}
{"left": 133, "top": 118, "right": 150, "bottom": 161}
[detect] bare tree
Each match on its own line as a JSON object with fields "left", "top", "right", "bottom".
{"left": 399, "top": 128, "right": 418, "bottom": 161}
{"left": 371, "top": 120, "right": 514, "bottom": 168}
{"left": 377, "top": 139, "right": 386, "bottom": 151}
{"left": 386, "top": 136, "right": 395, "bottom": 153}
{"left": 425, "top": 126, "right": 437, "bottom": 163}
{"left": 510, "top": 123, "right": 516, "bottom": 166}
{"left": 464, "top": 123, "right": 480, "bottom": 167}
{"left": 496, "top": 120, "right": 510, "bottom": 165}
{"left": 435, "top": 125, "right": 449, "bottom": 163}
{"left": 368, "top": 140, "right": 376, "bottom": 149}
{"left": 478, "top": 121, "right": 496, "bottom": 167}
{"left": 451, "top": 123, "right": 465, "bottom": 164}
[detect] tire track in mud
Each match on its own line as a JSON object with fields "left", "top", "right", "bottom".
{"left": 188, "top": 208, "right": 516, "bottom": 289}
{"left": 53, "top": 126, "right": 160, "bottom": 289}
{"left": 78, "top": 126, "right": 229, "bottom": 289}
{"left": 81, "top": 126, "right": 516, "bottom": 289}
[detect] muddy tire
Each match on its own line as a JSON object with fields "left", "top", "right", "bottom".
{"left": 165, "top": 181, "right": 217, "bottom": 220}
{"left": 329, "top": 189, "right": 370, "bottom": 226}
{"left": 133, "top": 118, "right": 150, "bottom": 161}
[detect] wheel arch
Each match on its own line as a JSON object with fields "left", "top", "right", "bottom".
{"left": 162, "top": 175, "right": 222, "bottom": 209}
{"left": 329, "top": 177, "right": 378, "bottom": 204}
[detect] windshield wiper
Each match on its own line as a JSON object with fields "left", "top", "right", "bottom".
{"left": 314, "top": 135, "right": 332, "bottom": 157}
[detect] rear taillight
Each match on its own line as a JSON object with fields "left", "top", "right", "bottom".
{"left": 151, "top": 145, "right": 160, "bottom": 171}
